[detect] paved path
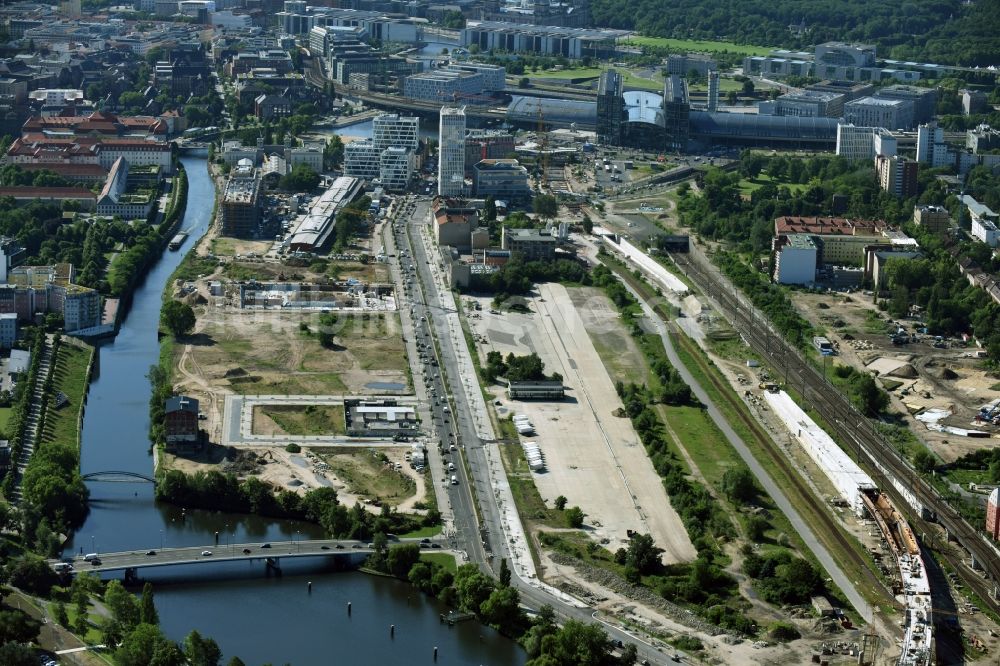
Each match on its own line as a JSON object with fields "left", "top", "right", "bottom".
{"left": 621, "top": 276, "right": 874, "bottom": 622}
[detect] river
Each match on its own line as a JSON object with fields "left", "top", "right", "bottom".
{"left": 68, "top": 157, "right": 525, "bottom": 665}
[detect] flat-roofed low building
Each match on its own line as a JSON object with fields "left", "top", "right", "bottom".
{"left": 844, "top": 96, "right": 914, "bottom": 130}
{"left": 913, "top": 205, "right": 951, "bottom": 233}
{"left": 433, "top": 197, "right": 479, "bottom": 252}
{"left": 774, "top": 90, "right": 845, "bottom": 118}
{"left": 775, "top": 216, "right": 887, "bottom": 265}
{"left": 507, "top": 379, "right": 565, "bottom": 400}
{"left": 472, "top": 159, "right": 530, "bottom": 202}
{"left": 501, "top": 226, "right": 559, "bottom": 261}
{"left": 345, "top": 398, "right": 419, "bottom": 437}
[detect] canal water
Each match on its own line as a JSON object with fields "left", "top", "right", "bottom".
{"left": 68, "top": 157, "right": 525, "bottom": 665}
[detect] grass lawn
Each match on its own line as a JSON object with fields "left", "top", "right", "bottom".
{"left": 738, "top": 174, "right": 810, "bottom": 196}
{"left": 420, "top": 552, "right": 457, "bottom": 574}
{"left": 688, "top": 77, "right": 744, "bottom": 93}
{"left": 320, "top": 448, "right": 416, "bottom": 505}
{"left": 257, "top": 404, "right": 346, "bottom": 436}
{"left": 49, "top": 600, "right": 104, "bottom": 645}
{"left": 531, "top": 66, "right": 662, "bottom": 91}
{"left": 619, "top": 36, "right": 772, "bottom": 56}
{"left": 0, "top": 406, "right": 10, "bottom": 435}
{"left": 530, "top": 67, "right": 603, "bottom": 80}
{"left": 399, "top": 524, "right": 443, "bottom": 539}
{"left": 41, "top": 342, "right": 94, "bottom": 447}
{"left": 211, "top": 237, "right": 238, "bottom": 256}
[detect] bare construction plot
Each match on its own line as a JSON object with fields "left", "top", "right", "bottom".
{"left": 471, "top": 283, "right": 696, "bottom": 563}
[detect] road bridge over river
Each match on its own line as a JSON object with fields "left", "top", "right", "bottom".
{"left": 51, "top": 537, "right": 450, "bottom": 574}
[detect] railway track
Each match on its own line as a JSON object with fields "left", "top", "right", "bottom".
{"left": 667, "top": 324, "right": 889, "bottom": 605}
{"left": 668, "top": 250, "right": 1000, "bottom": 616}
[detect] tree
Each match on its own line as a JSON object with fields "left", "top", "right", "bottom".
{"left": 720, "top": 467, "right": 757, "bottom": 503}
{"left": 324, "top": 135, "right": 344, "bottom": 170}
{"left": 105, "top": 579, "right": 141, "bottom": 630}
{"left": 386, "top": 544, "right": 421, "bottom": 579}
{"left": 518, "top": 77, "right": 531, "bottom": 88}
{"left": 0, "top": 608, "right": 42, "bottom": 644}
{"left": 0, "top": 642, "right": 35, "bottom": 666}
{"left": 564, "top": 506, "right": 584, "bottom": 528}
{"left": 624, "top": 533, "right": 663, "bottom": 575}
{"left": 850, "top": 374, "right": 889, "bottom": 417}
{"left": 453, "top": 564, "right": 495, "bottom": 613}
{"left": 115, "top": 624, "right": 180, "bottom": 666}
{"left": 160, "top": 300, "right": 195, "bottom": 338}
{"left": 553, "top": 495, "right": 567, "bottom": 511}
{"left": 140, "top": 582, "right": 159, "bottom": 626}
{"left": 7, "top": 555, "right": 58, "bottom": 595}
{"left": 279, "top": 164, "right": 321, "bottom": 191}
{"left": 527, "top": 619, "right": 610, "bottom": 666}
{"left": 913, "top": 448, "right": 937, "bottom": 473}
{"left": 55, "top": 601, "right": 70, "bottom": 627}
{"left": 499, "top": 558, "right": 511, "bottom": 587}
{"left": 741, "top": 79, "right": 755, "bottom": 96}
{"left": 184, "top": 630, "right": 222, "bottom": 666}
{"left": 533, "top": 194, "right": 558, "bottom": 220}
{"left": 480, "top": 586, "right": 522, "bottom": 632}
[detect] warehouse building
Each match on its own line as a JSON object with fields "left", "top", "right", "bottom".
{"left": 507, "top": 380, "right": 565, "bottom": 400}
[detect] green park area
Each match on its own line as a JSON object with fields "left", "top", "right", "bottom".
{"left": 737, "top": 173, "right": 811, "bottom": 196}
{"left": 41, "top": 342, "right": 94, "bottom": 447}
{"left": 531, "top": 66, "right": 663, "bottom": 91}
{"left": 619, "top": 36, "right": 773, "bottom": 56}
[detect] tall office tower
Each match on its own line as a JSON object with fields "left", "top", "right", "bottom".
{"left": 438, "top": 106, "right": 466, "bottom": 196}
{"left": 596, "top": 69, "right": 624, "bottom": 145}
{"left": 707, "top": 70, "right": 719, "bottom": 112}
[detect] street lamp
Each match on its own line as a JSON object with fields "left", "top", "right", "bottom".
{"left": 160, "top": 529, "right": 164, "bottom": 550}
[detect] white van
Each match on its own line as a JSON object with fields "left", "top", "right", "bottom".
{"left": 450, "top": 475, "right": 458, "bottom": 485}
{"left": 83, "top": 553, "right": 99, "bottom": 562}
{"left": 448, "top": 462, "right": 456, "bottom": 471}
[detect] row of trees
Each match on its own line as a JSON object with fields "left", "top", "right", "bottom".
{"left": 590, "top": 0, "right": 1000, "bottom": 66}
{"left": 369, "top": 541, "right": 627, "bottom": 666}
{"left": 470, "top": 258, "right": 589, "bottom": 299}
{"left": 483, "top": 351, "right": 561, "bottom": 384}
{"left": 155, "top": 470, "right": 438, "bottom": 540}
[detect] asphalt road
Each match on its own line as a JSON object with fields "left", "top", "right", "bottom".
{"left": 390, "top": 196, "right": 686, "bottom": 665}
{"left": 53, "top": 538, "right": 445, "bottom": 573}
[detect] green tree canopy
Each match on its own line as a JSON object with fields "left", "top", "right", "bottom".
{"left": 160, "top": 300, "right": 196, "bottom": 338}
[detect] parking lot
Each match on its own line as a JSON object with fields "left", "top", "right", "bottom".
{"left": 469, "top": 283, "right": 696, "bottom": 563}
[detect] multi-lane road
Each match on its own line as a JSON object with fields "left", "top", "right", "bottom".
{"left": 387, "top": 196, "right": 688, "bottom": 665}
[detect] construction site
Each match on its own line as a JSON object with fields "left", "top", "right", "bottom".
{"left": 786, "top": 289, "right": 1000, "bottom": 462}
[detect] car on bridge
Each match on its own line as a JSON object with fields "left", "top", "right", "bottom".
{"left": 201, "top": 550, "right": 212, "bottom": 556}
{"left": 146, "top": 550, "right": 156, "bottom": 556}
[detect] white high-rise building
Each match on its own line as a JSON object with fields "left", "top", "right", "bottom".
{"left": 916, "top": 122, "right": 950, "bottom": 168}
{"left": 373, "top": 114, "right": 419, "bottom": 151}
{"left": 438, "top": 106, "right": 466, "bottom": 196}
{"left": 836, "top": 124, "right": 896, "bottom": 163}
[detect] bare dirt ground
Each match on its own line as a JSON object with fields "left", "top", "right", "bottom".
{"left": 790, "top": 290, "right": 1000, "bottom": 462}
{"left": 468, "top": 283, "right": 696, "bottom": 564}
{"left": 162, "top": 445, "right": 426, "bottom": 513}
